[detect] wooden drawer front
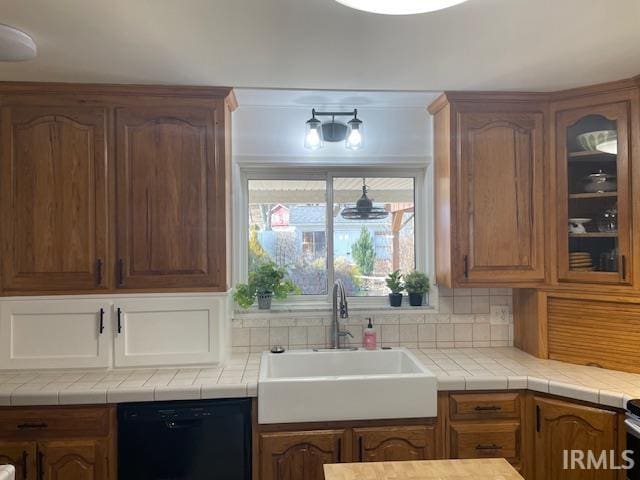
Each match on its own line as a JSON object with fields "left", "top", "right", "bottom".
{"left": 0, "top": 406, "right": 110, "bottom": 438}
{"left": 450, "top": 422, "right": 520, "bottom": 464}
{"left": 449, "top": 393, "right": 520, "bottom": 420}
{"left": 548, "top": 296, "right": 640, "bottom": 374}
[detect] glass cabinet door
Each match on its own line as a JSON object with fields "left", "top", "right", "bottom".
{"left": 557, "top": 102, "right": 632, "bottom": 285}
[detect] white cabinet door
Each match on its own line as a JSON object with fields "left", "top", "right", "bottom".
{"left": 0, "top": 299, "right": 111, "bottom": 369}
{"left": 113, "top": 296, "right": 227, "bottom": 367}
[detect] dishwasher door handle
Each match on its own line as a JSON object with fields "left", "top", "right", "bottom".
{"left": 164, "top": 419, "right": 203, "bottom": 430}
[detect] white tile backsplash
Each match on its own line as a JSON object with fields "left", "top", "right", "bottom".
{"left": 232, "top": 288, "right": 513, "bottom": 350}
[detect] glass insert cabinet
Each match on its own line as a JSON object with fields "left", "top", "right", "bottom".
{"left": 556, "top": 102, "right": 632, "bottom": 285}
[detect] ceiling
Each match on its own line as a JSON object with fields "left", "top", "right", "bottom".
{"left": 1, "top": 0, "right": 639, "bottom": 92}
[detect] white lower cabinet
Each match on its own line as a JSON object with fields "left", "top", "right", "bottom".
{"left": 0, "top": 299, "right": 111, "bottom": 369}
{"left": 113, "top": 296, "right": 228, "bottom": 367}
{"left": 0, "top": 294, "right": 230, "bottom": 369}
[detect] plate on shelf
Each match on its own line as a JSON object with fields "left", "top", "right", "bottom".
{"left": 568, "top": 218, "right": 592, "bottom": 234}
{"left": 577, "top": 130, "right": 617, "bottom": 152}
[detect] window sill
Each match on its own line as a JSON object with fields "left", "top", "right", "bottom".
{"left": 234, "top": 302, "right": 436, "bottom": 319}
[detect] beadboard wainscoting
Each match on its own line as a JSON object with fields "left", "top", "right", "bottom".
{"left": 232, "top": 288, "right": 513, "bottom": 352}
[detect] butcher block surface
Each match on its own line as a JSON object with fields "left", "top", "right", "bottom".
{"left": 324, "top": 458, "right": 523, "bottom": 480}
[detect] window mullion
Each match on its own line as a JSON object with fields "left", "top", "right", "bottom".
{"left": 326, "top": 173, "right": 334, "bottom": 302}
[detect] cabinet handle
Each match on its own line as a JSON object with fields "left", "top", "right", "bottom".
{"left": 96, "top": 258, "right": 103, "bottom": 286}
{"left": 37, "top": 450, "right": 43, "bottom": 480}
{"left": 463, "top": 255, "right": 469, "bottom": 279}
{"left": 474, "top": 405, "right": 501, "bottom": 412}
{"left": 536, "top": 405, "right": 541, "bottom": 432}
{"left": 621, "top": 255, "right": 627, "bottom": 280}
{"left": 17, "top": 422, "right": 47, "bottom": 430}
{"left": 118, "top": 259, "right": 125, "bottom": 286}
{"left": 99, "top": 308, "right": 105, "bottom": 334}
{"left": 358, "top": 436, "right": 363, "bottom": 462}
{"left": 476, "top": 443, "right": 502, "bottom": 451}
{"left": 21, "top": 451, "right": 27, "bottom": 480}
{"left": 117, "top": 307, "right": 123, "bottom": 334}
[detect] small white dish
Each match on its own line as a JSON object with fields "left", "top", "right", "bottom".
{"left": 568, "top": 218, "right": 591, "bottom": 234}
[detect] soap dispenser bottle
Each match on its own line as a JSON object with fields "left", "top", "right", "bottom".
{"left": 363, "top": 318, "right": 377, "bottom": 350}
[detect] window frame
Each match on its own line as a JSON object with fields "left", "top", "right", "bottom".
{"left": 234, "top": 166, "right": 432, "bottom": 309}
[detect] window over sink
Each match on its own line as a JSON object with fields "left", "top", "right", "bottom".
{"left": 239, "top": 169, "right": 427, "bottom": 305}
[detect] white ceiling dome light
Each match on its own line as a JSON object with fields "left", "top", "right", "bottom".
{"left": 334, "top": 0, "right": 469, "bottom": 15}
{"left": 0, "top": 24, "right": 36, "bottom": 61}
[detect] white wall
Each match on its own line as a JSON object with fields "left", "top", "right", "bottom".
{"left": 232, "top": 89, "right": 439, "bottom": 166}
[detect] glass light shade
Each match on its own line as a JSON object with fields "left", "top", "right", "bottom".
{"left": 334, "top": 0, "right": 469, "bottom": 15}
{"left": 304, "top": 118, "right": 324, "bottom": 150}
{"left": 345, "top": 118, "right": 364, "bottom": 150}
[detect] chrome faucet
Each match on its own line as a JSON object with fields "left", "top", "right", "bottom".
{"left": 330, "top": 279, "right": 353, "bottom": 349}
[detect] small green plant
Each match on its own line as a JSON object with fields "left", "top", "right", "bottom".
{"left": 385, "top": 270, "right": 404, "bottom": 294}
{"left": 404, "top": 270, "right": 430, "bottom": 294}
{"left": 234, "top": 261, "right": 300, "bottom": 309}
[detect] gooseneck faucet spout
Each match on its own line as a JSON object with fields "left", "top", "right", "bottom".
{"left": 331, "top": 279, "right": 353, "bottom": 349}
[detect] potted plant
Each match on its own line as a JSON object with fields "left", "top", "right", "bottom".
{"left": 404, "top": 270, "right": 430, "bottom": 307}
{"left": 385, "top": 270, "right": 404, "bottom": 307}
{"left": 234, "top": 262, "right": 299, "bottom": 310}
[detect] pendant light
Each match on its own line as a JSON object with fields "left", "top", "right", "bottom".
{"left": 304, "top": 111, "right": 323, "bottom": 150}
{"left": 0, "top": 24, "right": 37, "bottom": 61}
{"left": 334, "top": 0, "right": 469, "bottom": 15}
{"left": 345, "top": 111, "right": 364, "bottom": 150}
{"left": 341, "top": 179, "right": 389, "bottom": 220}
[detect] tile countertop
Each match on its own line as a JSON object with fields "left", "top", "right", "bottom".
{"left": 1, "top": 347, "right": 640, "bottom": 409}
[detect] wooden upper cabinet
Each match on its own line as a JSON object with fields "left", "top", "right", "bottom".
{"left": 259, "top": 430, "right": 347, "bottom": 480}
{"left": 0, "top": 105, "right": 109, "bottom": 293}
{"left": 352, "top": 426, "right": 435, "bottom": 462}
{"left": 555, "top": 101, "right": 633, "bottom": 286}
{"left": 429, "top": 96, "right": 546, "bottom": 287}
{"left": 458, "top": 110, "right": 545, "bottom": 284}
{"left": 115, "top": 104, "right": 225, "bottom": 290}
{"left": 533, "top": 396, "right": 617, "bottom": 480}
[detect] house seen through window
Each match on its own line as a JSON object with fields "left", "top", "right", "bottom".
{"left": 247, "top": 176, "right": 416, "bottom": 298}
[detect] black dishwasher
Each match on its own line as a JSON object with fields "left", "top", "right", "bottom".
{"left": 118, "top": 398, "right": 251, "bottom": 480}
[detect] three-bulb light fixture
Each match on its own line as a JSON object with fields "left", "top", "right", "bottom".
{"left": 304, "top": 108, "right": 364, "bottom": 151}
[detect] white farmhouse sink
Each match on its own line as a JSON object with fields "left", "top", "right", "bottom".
{"left": 258, "top": 348, "right": 437, "bottom": 424}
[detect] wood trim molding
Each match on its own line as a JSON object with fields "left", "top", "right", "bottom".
{"left": 0, "top": 81, "right": 234, "bottom": 99}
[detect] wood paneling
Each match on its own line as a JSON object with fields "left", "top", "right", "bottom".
{"left": 513, "top": 289, "right": 548, "bottom": 358}
{"left": 449, "top": 422, "right": 520, "bottom": 464}
{"left": 115, "top": 105, "right": 224, "bottom": 289}
{"left": 547, "top": 295, "right": 640, "bottom": 373}
{"left": 533, "top": 396, "right": 617, "bottom": 480}
{"left": 0, "top": 105, "right": 109, "bottom": 293}
{"left": 0, "top": 441, "right": 36, "bottom": 480}
{"left": 259, "top": 430, "right": 347, "bottom": 480}
{"left": 457, "top": 110, "right": 545, "bottom": 284}
{"left": 353, "top": 426, "right": 436, "bottom": 462}
{"left": 449, "top": 392, "right": 520, "bottom": 421}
